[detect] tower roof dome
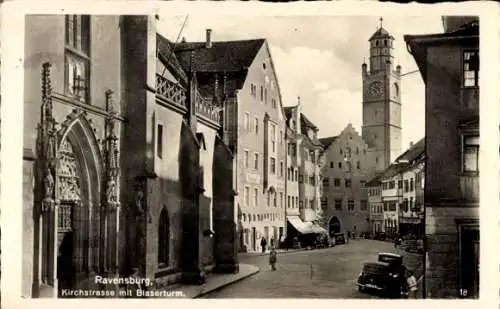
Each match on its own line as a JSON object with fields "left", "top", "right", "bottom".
{"left": 369, "top": 27, "right": 394, "bottom": 41}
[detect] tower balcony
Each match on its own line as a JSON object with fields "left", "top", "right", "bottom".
{"left": 156, "top": 74, "right": 188, "bottom": 109}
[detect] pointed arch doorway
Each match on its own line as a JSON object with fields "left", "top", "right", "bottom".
{"left": 52, "top": 116, "right": 103, "bottom": 296}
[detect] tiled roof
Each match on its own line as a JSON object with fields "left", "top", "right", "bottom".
{"left": 301, "top": 114, "right": 318, "bottom": 132}
{"left": 381, "top": 163, "right": 409, "bottom": 179}
{"left": 319, "top": 136, "right": 339, "bottom": 148}
{"left": 395, "top": 137, "right": 425, "bottom": 164}
{"left": 156, "top": 34, "right": 189, "bottom": 84}
{"left": 366, "top": 172, "right": 384, "bottom": 187}
{"left": 173, "top": 39, "right": 265, "bottom": 73}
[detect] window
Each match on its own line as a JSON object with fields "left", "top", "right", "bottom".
{"left": 309, "top": 176, "right": 316, "bottom": 186}
{"left": 338, "top": 162, "right": 342, "bottom": 169}
{"left": 157, "top": 124, "right": 163, "bottom": 158}
{"left": 299, "top": 173, "right": 304, "bottom": 183}
{"left": 254, "top": 153, "right": 259, "bottom": 170}
{"left": 244, "top": 186, "right": 250, "bottom": 206}
{"left": 244, "top": 150, "right": 249, "bottom": 169}
{"left": 272, "top": 99, "right": 277, "bottom": 109}
{"left": 389, "top": 181, "right": 395, "bottom": 189}
{"left": 287, "top": 195, "right": 291, "bottom": 208}
{"left": 279, "top": 161, "right": 284, "bottom": 177}
{"left": 260, "top": 86, "right": 264, "bottom": 101}
{"left": 244, "top": 113, "right": 250, "bottom": 131}
{"left": 402, "top": 199, "right": 408, "bottom": 212}
{"left": 254, "top": 117, "right": 259, "bottom": 134}
{"left": 384, "top": 203, "right": 388, "bottom": 211}
{"left": 310, "top": 199, "right": 314, "bottom": 209}
{"left": 273, "top": 192, "right": 277, "bottom": 207}
{"left": 250, "top": 84, "right": 256, "bottom": 97}
{"left": 404, "top": 180, "right": 409, "bottom": 192}
{"left": 267, "top": 192, "right": 271, "bottom": 206}
{"left": 330, "top": 162, "right": 334, "bottom": 168}
{"left": 322, "top": 177, "right": 329, "bottom": 189}
{"left": 347, "top": 200, "right": 355, "bottom": 211}
{"left": 294, "top": 170, "right": 298, "bottom": 181}
{"left": 345, "top": 179, "right": 352, "bottom": 188}
{"left": 254, "top": 188, "right": 258, "bottom": 207}
{"left": 334, "top": 178, "right": 341, "bottom": 187}
{"left": 410, "top": 178, "right": 414, "bottom": 191}
{"left": 463, "top": 50, "right": 479, "bottom": 87}
{"left": 65, "top": 15, "right": 90, "bottom": 102}
{"left": 279, "top": 130, "right": 283, "bottom": 144}
{"left": 158, "top": 208, "right": 170, "bottom": 266}
{"left": 280, "top": 192, "right": 283, "bottom": 208}
{"left": 398, "top": 180, "right": 403, "bottom": 189}
{"left": 264, "top": 88, "right": 268, "bottom": 104}
{"left": 361, "top": 200, "right": 368, "bottom": 211}
{"left": 357, "top": 161, "right": 361, "bottom": 169}
{"left": 335, "top": 199, "right": 342, "bottom": 210}
{"left": 346, "top": 161, "right": 352, "bottom": 172}
{"left": 389, "top": 203, "right": 397, "bottom": 211}
{"left": 270, "top": 158, "right": 276, "bottom": 174}
{"left": 321, "top": 198, "right": 328, "bottom": 208}
{"left": 463, "top": 135, "right": 479, "bottom": 172}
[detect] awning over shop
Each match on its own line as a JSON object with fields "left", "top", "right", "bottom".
{"left": 287, "top": 216, "right": 327, "bottom": 235}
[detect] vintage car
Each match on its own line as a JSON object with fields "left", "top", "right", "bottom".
{"left": 333, "top": 233, "right": 348, "bottom": 245}
{"left": 357, "top": 253, "right": 407, "bottom": 297}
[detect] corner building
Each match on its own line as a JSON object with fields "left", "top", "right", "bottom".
{"left": 405, "top": 16, "right": 479, "bottom": 298}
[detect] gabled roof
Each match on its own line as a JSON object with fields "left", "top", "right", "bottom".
{"left": 395, "top": 137, "right": 425, "bottom": 164}
{"left": 156, "top": 33, "right": 188, "bottom": 84}
{"left": 301, "top": 114, "right": 318, "bottom": 132}
{"left": 380, "top": 163, "right": 409, "bottom": 180}
{"left": 173, "top": 39, "right": 265, "bottom": 73}
{"left": 319, "top": 136, "right": 339, "bottom": 148}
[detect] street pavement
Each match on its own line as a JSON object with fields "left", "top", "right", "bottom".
{"left": 201, "top": 239, "right": 423, "bottom": 299}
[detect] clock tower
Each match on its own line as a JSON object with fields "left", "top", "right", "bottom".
{"left": 362, "top": 18, "right": 402, "bottom": 171}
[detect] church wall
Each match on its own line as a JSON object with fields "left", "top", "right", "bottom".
{"left": 23, "top": 15, "right": 124, "bottom": 296}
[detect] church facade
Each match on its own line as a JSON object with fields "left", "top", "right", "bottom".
{"left": 22, "top": 15, "right": 237, "bottom": 298}
{"left": 319, "top": 21, "right": 403, "bottom": 236}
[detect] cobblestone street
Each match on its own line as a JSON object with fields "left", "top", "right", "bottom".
{"left": 202, "top": 239, "right": 423, "bottom": 298}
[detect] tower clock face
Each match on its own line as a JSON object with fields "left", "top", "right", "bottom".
{"left": 368, "top": 81, "right": 384, "bottom": 98}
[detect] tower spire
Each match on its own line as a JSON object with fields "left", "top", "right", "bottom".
{"left": 379, "top": 17, "right": 383, "bottom": 29}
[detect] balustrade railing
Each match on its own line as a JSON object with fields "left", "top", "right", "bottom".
{"left": 195, "top": 89, "right": 221, "bottom": 123}
{"left": 155, "top": 74, "right": 187, "bottom": 108}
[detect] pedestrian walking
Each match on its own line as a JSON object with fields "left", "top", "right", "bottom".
{"left": 260, "top": 237, "right": 267, "bottom": 254}
{"left": 406, "top": 271, "right": 420, "bottom": 299}
{"left": 269, "top": 246, "right": 277, "bottom": 271}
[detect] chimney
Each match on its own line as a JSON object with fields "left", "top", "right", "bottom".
{"left": 206, "top": 29, "right": 212, "bottom": 49}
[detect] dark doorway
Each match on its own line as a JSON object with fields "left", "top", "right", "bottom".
{"left": 252, "top": 227, "right": 256, "bottom": 251}
{"left": 329, "top": 216, "right": 341, "bottom": 236}
{"left": 460, "top": 228, "right": 479, "bottom": 299}
{"left": 57, "top": 231, "right": 74, "bottom": 296}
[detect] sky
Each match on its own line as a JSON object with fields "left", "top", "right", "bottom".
{"left": 157, "top": 15, "right": 444, "bottom": 150}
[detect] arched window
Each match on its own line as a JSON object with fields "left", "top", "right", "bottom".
{"left": 158, "top": 208, "right": 170, "bottom": 267}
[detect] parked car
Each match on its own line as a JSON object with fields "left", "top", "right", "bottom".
{"left": 333, "top": 233, "right": 347, "bottom": 245}
{"left": 357, "top": 253, "right": 407, "bottom": 298}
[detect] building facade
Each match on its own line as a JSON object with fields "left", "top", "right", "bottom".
{"left": 283, "top": 102, "right": 325, "bottom": 246}
{"left": 319, "top": 124, "right": 371, "bottom": 237}
{"left": 405, "top": 16, "right": 479, "bottom": 298}
{"left": 378, "top": 138, "right": 425, "bottom": 238}
{"left": 366, "top": 175, "right": 383, "bottom": 234}
{"left": 22, "top": 15, "right": 237, "bottom": 298}
{"left": 173, "top": 32, "right": 287, "bottom": 253}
